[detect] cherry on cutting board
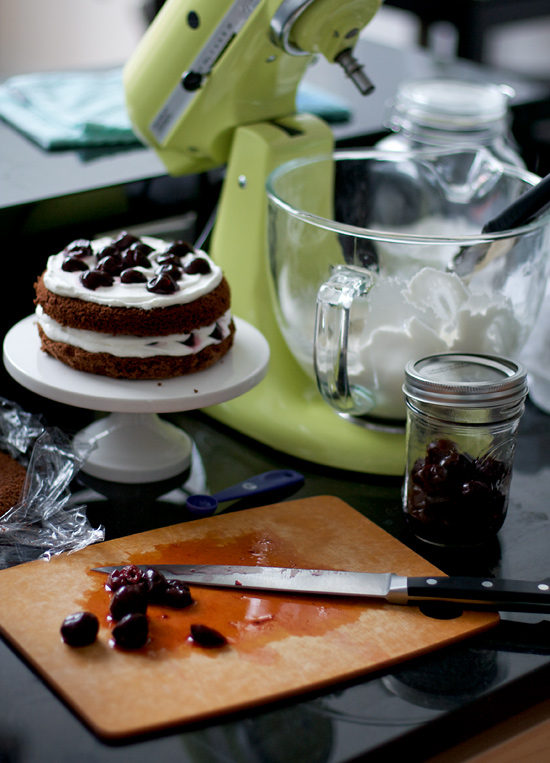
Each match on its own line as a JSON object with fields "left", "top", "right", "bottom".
{"left": 60, "top": 611, "right": 99, "bottom": 647}
{"left": 112, "top": 613, "right": 149, "bottom": 649}
{"left": 109, "top": 584, "right": 148, "bottom": 621}
{"left": 190, "top": 623, "right": 228, "bottom": 648}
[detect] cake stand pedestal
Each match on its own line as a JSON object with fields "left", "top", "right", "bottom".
{"left": 3, "top": 315, "right": 269, "bottom": 484}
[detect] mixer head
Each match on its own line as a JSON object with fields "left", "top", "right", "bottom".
{"left": 124, "top": 0, "right": 381, "bottom": 175}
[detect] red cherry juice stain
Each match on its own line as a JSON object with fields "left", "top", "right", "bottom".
{"left": 81, "top": 530, "right": 364, "bottom": 659}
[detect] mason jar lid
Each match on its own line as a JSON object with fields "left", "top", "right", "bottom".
{"left": 386, "top": 78, "right": 515, "bottom": 131}
{"left": 404, "top": 353, "right": 528, "bottom": 408}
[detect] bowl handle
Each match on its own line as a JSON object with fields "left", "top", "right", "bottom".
{"left": 314, "top": 265, "right": 375, "bottom": 416}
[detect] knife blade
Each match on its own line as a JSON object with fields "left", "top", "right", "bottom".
{"left": 93, "top": 564, "right": 550, "bottom": 613}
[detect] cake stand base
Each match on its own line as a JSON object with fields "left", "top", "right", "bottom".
{"left": 75, "top": 413, "right": 193, "bottom": 483}
{"left": 3, "top": 315, "right": 269, "bottom": 484}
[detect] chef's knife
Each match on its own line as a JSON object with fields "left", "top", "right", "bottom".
{"left": 93, "top": 564, "right": 550, "bottom": 614}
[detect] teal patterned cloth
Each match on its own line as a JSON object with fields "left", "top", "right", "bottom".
{"left": 0, "top": 67, "right": 351, "bottom": 150}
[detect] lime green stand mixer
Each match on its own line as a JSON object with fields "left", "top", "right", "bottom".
{"left": 124, "top": 0, "right": 405, "bottom": 475}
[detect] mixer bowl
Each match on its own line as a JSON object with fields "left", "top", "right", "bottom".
{"left": 266, "top": 148, "right": 550, "bottom": 423}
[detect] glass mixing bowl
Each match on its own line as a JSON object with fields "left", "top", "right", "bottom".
{"left": 266, "top": 148, "right": 550, "bottom": 425}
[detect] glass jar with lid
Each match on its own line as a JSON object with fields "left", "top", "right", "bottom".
{"left": 377, "top": 78, "right": 525, "bottom": 168}
{"left": 402, "top": 353, "right": 528, "bottom": 547}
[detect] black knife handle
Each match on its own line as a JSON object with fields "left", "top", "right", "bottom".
{"left": 407, "top": 576, "right": 550, "bottom": 613}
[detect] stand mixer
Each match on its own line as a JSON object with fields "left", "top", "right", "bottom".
{"left": 124, "top": 0, "right": 405, "bottom": 476}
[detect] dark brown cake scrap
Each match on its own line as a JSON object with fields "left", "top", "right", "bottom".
{"left": 0, "top": 452, "right": 26, "bottom": 517}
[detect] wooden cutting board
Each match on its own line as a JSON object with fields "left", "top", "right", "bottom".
{"left": 0, "top": 496, "right": 498, "bottom": 740}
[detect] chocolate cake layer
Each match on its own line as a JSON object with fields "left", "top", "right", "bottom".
{"left": 34, "top": 275, "right": 231, "bottom": 337}
{"left": 37, "top": 323, "right": 236, "bottom": 380}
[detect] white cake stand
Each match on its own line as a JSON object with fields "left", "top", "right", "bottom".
{"left": 3, "top": 315, "right": 269, "bottom": 483}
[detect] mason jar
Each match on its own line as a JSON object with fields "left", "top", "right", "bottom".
{"left": 377, "top": 78, "right": 525, "bottom": 168}
{"left": 402, "top": 353, "right": 528, "bottom": 547}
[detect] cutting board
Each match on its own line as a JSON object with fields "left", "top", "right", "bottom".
{"left": 0, "top": 496, "right": 498, "bottom": 740}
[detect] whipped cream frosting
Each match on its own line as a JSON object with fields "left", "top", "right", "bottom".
{"left": 36, "top": 306, "right": 233, "bottom": 358}
{"left": 43, "top": 236, "right": 223, "bottom": 309}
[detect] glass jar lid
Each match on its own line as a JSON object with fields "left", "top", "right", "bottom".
{"left": 404, "top": 353, "right": 527, "bottom": 408}
{"left": 386, "top": 78, "right": 515, "bottom": 131}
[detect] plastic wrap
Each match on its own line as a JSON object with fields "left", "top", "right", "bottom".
{"left": 0, "top": 399, "right": 104, "bottom": 567}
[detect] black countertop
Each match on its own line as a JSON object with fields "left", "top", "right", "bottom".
{"left": 2, "top": 37, "right": 550, "bottom": 762}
